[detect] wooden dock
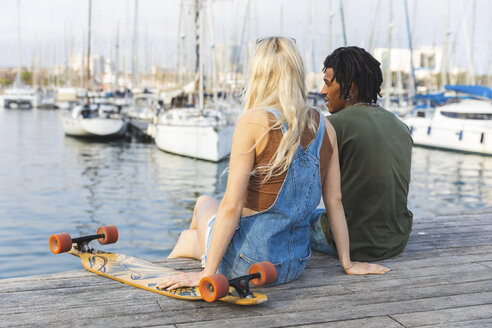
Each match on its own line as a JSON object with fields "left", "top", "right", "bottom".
{"left": 1, "top": 207, "right": 491, "bottom": 327}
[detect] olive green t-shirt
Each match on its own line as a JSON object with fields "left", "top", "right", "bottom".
{"left": 321, "top": 104, "right": 413, "bottom": 261}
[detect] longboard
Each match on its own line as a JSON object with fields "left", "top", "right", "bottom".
{"left": 49, "top": 226, "right": 274, "bottom": 305}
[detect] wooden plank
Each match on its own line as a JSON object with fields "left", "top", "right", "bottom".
{"left": 390, "top": 245, "right": 492, "bottom": 262}
{"left": 340, "top": 267, "right": 491, "bottom": 293}
{"left": 416, "top": 318, "right": 492, "bottom": 328}
{"left": 291, "top": 316, "right": 403, "bottom": 328}
{"left": 481, "top": 261, "right": 492, "bottom": 268}
{"left": 411, "top": 221, "right": 492, "bottom": 230}
{"left": 176, "top": 316, "right": 404, "bottom": 328}
{"left": 284, "top": 263, "right": 491, "bottom": 293}
{"left": 392, "top": 304, "right": 492, "bottom": 327}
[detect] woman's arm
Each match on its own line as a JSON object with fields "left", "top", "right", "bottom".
{"left": 322, "top": 117, "right": 389, "bottom": 275}
{"left": 202, "top": 113, "right": 259, "bottom": 276}
{"left": 157, "top": 112, "right": 262, "bottom": 289}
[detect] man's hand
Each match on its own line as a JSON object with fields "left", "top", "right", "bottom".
{"left": 344, "top": 261, "right": 390, "bottom": 275}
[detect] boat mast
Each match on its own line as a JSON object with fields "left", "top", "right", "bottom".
{"left": 68, "top": 33, "right": 74, "bottom": 86}
{"left": 471, "top": 0, "right": 476, "bottom": 81}
{"left": 403, "top": 0, "right": 417, "bottom": 98}
{"left": 241, "top": 0, "right": 252, "bottom": 80}
{"left": 195, "top": 0, "right": 204, "bottom": 113}
{"left": 63, "top": 23, "right": 69, "bottom": 87}
{"left": 176, "top": 0, "right": 184, "bottom": 86}
{"left": 384, "top": 0, "right": 393, "bottom": 109}
{"left": 207, "top": 0, "right": 218, "bottom": 111}
{"left": 368, "top": 0, "right": 381, "bottom": 53}
{"left": 15, "top": 0, "right": 22, "bottom": 88}
{"left": 441, "top": 0, "right": 450, "bottom": 91}
{"left": 307, "top": 0, "right": 315, "bottom": 76}
{"left": 460, "top": 0, "right": 475, "bottom": 85}
{"left": 328, "top": 0, "right": 333, "bottom": 54}
{"left": 32, "top": 45, "right": 38, "bottom": 89}
{"left": 132, "top": 0, "right": 139, "bottom": 89}
{"left": 86, "top": 0, "right": 92, "bottom": 91}
{"left": 80, "top": 29, "right": 84, "bottom": 87}
{"left": 279, "top": 3, "right": 283, "bottom": 35}
{"left": 339, "top": 0, "right": 347, "bottom": 46}
{"left": 488, "top": 42, "right": 492, "bottom": 88}
{"left": 115, "top": 22, "right": 120, "bottom": 91}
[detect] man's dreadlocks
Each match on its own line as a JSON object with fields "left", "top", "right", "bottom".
{"left": 323, "top": 46, "right": 383, "bottom": 104}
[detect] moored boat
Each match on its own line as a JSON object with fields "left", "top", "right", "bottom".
{"left": 402, "top": 85, "right": 492, "bottom": 155}
{"left": 2, "top": 87, "right": 36, "bottom": 109}
{"left": 155, "top": 107, "right": 235, "bottom": 162}
{"left": 61, "top": 103, "right": 127, "bottom": 139}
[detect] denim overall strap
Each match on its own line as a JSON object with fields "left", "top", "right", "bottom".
{"left": 264, "top": 108, "right": 288, "bottom": 134}
{"left": 306, "top": 108, "right": 326, "bottom": 158}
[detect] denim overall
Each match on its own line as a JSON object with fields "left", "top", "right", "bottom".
{"left": 209, "top": 108, "right": 325, "bottom": 286}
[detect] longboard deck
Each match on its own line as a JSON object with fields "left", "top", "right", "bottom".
{"left": 69, "top": 249, "right": 268, "bottom": 305}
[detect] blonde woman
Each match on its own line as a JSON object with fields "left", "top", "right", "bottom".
{"left": 157, "top": 37, "right": 389, "bottom": 290}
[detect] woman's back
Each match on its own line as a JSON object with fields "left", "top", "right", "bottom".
{"left": 243, "top": 108, "right": 332, "bottom": 213}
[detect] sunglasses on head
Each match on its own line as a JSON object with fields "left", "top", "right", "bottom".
{"left": 256, "top": 36, "right": 296, "bottom": 44}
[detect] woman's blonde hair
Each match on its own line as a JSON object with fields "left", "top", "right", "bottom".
{"left": 243, "top": 36, "right": 317, "bottom": 181}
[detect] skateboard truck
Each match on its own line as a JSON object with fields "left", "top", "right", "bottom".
{"left": 228, "top": 272, "right": 262, "bottom": 298}
{"left": 199, "top": 262, "right": 276, "bottom": 302}
{"left": 49, "top": 226, "right": 119, "bottom": 255}
{"left": 71, "top": 234, "right": 105, "bottom": 252}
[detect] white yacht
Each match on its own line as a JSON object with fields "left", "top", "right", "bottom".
{"left": 155, "top": 107, "right": 235, "bottom": 162}
{"left": 61, "top": 102, "right": 127, "bottom": 139}
{"left": 403, "top": 96, "right": 492, "bottom": 156}
{"left": 123, "top": 93, "right": 161, "bottom": 125}
{"left": 2, "top": 87, "right": 36, "bottom": 109}
{"left": 37, "top": 89, "right": 57, "bottom": 109}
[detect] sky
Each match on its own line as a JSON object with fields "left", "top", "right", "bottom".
{"left": 0, "top": 0, "right": 491, "bottom": 75}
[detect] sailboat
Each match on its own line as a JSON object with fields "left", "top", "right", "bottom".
{"left": 2, "top": 0, "right": 36, "bottom": 109}
{"left": 122, "top": 92, "right": 162, "bottom": 129}
{"left": 154, "top": 0, "right": 236, "bottom": 162}
{"left": 402, "top": 85, "right": 492, "bottom": 155}
{"left": 61, "top": 0, "right": 127, "bottom": 139}
{"left": 2, "top": 85, "right": 36, "bottom": 109}
{"left": 62, "top": 101, "right": 127, "bottom": 138}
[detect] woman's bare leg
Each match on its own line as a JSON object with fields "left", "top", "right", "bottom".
{"left": 168, "top": 195, "right": 219, "bottom": 259}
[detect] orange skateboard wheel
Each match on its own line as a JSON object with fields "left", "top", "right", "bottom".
{"left": 49, "top": 233, "right": 73, "bottom": 254}
{"left": 97, "top": 225, "right": 119, "bottom": 245}
{"left": 199, "top": 273, "right": 229, "bottom": 302}
{"left": 248, "top": 261, "right": 277, "bottom": 286}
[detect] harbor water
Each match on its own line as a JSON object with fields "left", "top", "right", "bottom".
{"left": 1, "top": 108, "right": 492, "bottom": 279}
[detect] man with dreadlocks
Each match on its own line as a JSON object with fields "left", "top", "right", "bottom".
{"left": 309, "top": 46, "right": 413, "bottom": 262}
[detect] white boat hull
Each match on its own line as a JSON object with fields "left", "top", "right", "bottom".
{"left": 3, "top": 94, "right": 36, "bottom": 109}
{"left": 402, "top": 100, "right": 492, "bottom": 155}
{"left": 155, "top": 124, "right": 234, "bottom": 162}
{"left": 62, "top": 115, "right": 127, "bottom": 138}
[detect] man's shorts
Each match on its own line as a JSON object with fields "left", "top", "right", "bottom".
{"left": 309, "top": 209, "right": 336, "bottom": 255}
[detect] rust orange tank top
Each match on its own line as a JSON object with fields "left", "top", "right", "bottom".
{"left": 244, "top": 110, "right": 332, "bottom": 212}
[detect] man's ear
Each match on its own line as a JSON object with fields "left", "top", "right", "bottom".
{"left": 350, "top": 82, "right": 359, "bottom": 98}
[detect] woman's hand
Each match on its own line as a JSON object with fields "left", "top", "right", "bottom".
{"left": 156, "top": 271, "right": 205, "bottom": 290}
{"left": 343, "top": 261, "right": 390, "bottom": 275}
